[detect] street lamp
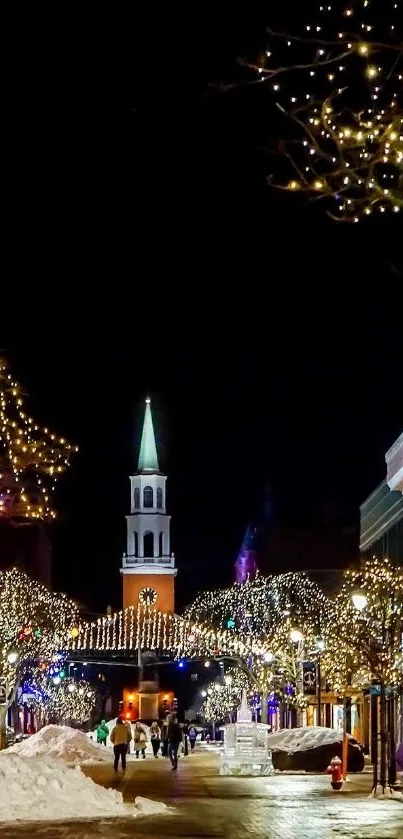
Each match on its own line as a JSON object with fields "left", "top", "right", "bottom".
{"left": 6, "top": 651, "right": 19, "bottom": 665}
{"left": 290, "top": 628, "right": 304, "bottom": 644}
{"left": 224, "top": 674, "right": 233, "bottom": 686}
{"left": 351, "top": 591, "right": 368, "bottom": 612}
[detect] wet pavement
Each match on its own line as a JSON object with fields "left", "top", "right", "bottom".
{"left": 0, "top": 747, "right": 402, "bottom": 838}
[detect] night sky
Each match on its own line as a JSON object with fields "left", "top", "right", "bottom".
{"left": 4, "top": 5, "right": 402, "bottom": 613}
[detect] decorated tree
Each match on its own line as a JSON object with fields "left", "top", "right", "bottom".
{"left": 24, "top": 673, "right": 97, "bottom": 727}
{"left": 185, "top": 573, "right": 335, "bottom": 720}
{"left": 323, "top": 556, "right": 403, "bottom": 790}
{"left": 251, "top": 0, "right": 402, "bottom": 221}
{"left": 323, "top": 556, "right": 403, "bottom": 692}
{"left": 0, "top": 355, "right": 77, "bottom": 521}
{"left": 201, "top": 667, "right": 255, "bottom": 722}
{"left": 0, "top": 569, "right": 79, "bottom": 745}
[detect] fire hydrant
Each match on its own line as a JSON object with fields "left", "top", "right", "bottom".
{"left": 327, "top": 755, "right": 343, "bottom": 790}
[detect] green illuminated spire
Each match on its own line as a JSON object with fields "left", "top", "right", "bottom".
{"left": 138, "top": 397, "right": 159, "bottom": 472}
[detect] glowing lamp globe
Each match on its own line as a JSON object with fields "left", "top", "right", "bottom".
{"left": 224, "top": 675, "right": 233, "bottom": 686}
{"left": 264, "top": 652, "right": 274, "bottom": 663}
{"left": 70, "top": 627, "right": 79, "bottom": 639}
{"left": 352, "top": 591, "right": 368, "bottom": 612}
{"left": 67, "top": 683, "right": 76, "bottom": 693}
{"left": 7, "top": 650, "right": 19, "bottom": 665}
{"left": 290, "top": 628, "right": 304, "bottom": 644}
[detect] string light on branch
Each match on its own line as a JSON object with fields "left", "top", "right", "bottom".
{"left": 251, "top": 0, "right": 402, "bottom": 221}
{"left": 0, "top": 568, "right": 79, "bottom": 707}
{"left": 0, "top": 356, "right": 78, "bottom": 521}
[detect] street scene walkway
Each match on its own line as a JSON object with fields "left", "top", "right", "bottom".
{"left": 0, "top": 747, "right": 402, "bottom": 838}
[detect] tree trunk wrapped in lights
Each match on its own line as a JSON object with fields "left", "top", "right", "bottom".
{"left": 249, "top": 0, "right": 402, "bottom": 222}
{"left": 0, "top": 569, "right": 79, "bottom": 747}
{"left": 322, "top": 556, "right": 403, "bottom": 792}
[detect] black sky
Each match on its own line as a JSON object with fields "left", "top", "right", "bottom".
{"left": 3, "top": 6, "right": 402, "bottom": 611}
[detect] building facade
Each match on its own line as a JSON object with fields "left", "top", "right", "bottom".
{"left": 360, "top": 432, "right": 403, "bottom": 564}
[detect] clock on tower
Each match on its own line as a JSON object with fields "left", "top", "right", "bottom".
{"left": 121, "top": 398, "right": 177, "bottom": 613}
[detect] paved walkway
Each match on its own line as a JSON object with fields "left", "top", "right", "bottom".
{"left": 0, "top": 748, "right": 402, "bottom": 838}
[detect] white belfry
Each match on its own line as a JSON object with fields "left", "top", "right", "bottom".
{"left": 121, "top": 398, "right": 175, "bottom": 575}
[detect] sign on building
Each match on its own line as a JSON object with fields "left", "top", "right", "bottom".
{"left": 0, "top": 677, "right": 8, "bottom": 705}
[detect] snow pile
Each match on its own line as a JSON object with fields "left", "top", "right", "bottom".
{"left": 7, "top": 725, "right": 111, "bottom": 764}
{"left": 0, "top": 754, "right": 169, "bottom": 822}
{"left": 267, "top": 727, "right": 361, "bottom": 753}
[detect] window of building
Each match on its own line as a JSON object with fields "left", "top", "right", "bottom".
{"left": 143, "top": 486, "right": 153, "bottom": 508}
{"left": 157, "top": 487, "right": 163, "bottom": 509}
{"left": 133, "top": 487, "right": 140, "bottom": 509}
{"left": 143, "top": 531, "right": 154, "bottom": 557}
{"left": 159, "top": 532, "right": 164, "bottom": 556}
{"left": 134, "top": 532, "right": 139, "bottom": 556}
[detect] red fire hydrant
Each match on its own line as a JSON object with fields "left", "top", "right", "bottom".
{"left": 327, "top": 755, "right": 343, "bottom": 790}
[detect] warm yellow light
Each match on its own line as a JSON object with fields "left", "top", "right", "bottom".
{"left": 314, "top": 180, "right": 324, "bottom": 190}
{"left": 366, "top": 66, "right": 378, "bottom": 79}
{"left": 288, "top": 180, "right": 300, "bottom": 190}
{"left": 358, "top": 43, "right": 369, "bottom": 55}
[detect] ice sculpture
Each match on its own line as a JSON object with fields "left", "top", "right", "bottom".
{"left": 220, "top": 690, "right": 274, "bottom": 776}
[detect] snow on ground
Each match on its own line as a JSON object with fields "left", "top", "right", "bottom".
{"left": 7, "top": 725, "right": 111, "bottom": 764}
{"left": 267, "top": 727, "right": 361, "bottom": 753}
{"left": 0, "top": 754, "right": 170, "bottom": 822}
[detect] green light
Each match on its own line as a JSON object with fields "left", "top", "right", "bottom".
{"left": 138, "top": 398, "right": 159, "bottom": 472}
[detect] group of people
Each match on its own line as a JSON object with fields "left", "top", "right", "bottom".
{"left": 98, "top": 716, "right": 198, "bottom": 772}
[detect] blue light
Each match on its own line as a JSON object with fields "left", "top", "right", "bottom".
{"left": 226, "top": 619, "right": 235, "bottom": 629}
{"left": 178, "top": 660, "right": 185, "bottom": 669}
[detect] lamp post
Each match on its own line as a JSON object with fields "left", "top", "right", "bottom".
{"left": 315, "top": 638, "right": 325, "bottom": 727}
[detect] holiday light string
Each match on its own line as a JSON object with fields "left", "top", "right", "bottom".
{"left": 0, "top": 568, "right": 79, "bottom": 706}
{"left": 24, "top": 674, "right": 96, "bottom": 725}
{"left": 322, "top": 556, "right": 403, "bottom": 691}
{"left": 0, "top": 356, "right": 78, "bottom": 520}
{"left": 250, "top": 0, "right": 402, "bottom": 221}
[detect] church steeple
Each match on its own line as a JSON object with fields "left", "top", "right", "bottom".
{"left": 138, "top": 397, "right": 159, "bottom": 472}
{"left": 121, "top": 397, "right": 176, "bottom": 612}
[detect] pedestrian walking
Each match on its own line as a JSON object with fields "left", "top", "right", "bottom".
{"left": 161, "top": 716, "right": 170, "bottom": 757}
{"left": 96, "top": 719, "right": 109, "bottom": 746}
{"left": 150, "top": 721, "right": 161, "bottom": 758}
{"left": 182, "top": 722, "right": 189, "bottom": 756}
{"left": 168, "top": 714, "right": 182, "bottom": 771}
{"left": 188, "top": 724, "right": 197, "bottom": 751}
{"left": 110, "top": 717, "right": 132, "bottom": 772}
{"left": 133, "top": 721, "right": 147, "bottom": 759}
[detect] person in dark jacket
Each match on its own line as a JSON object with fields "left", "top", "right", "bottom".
{"left": 161, "top": 716, "right": 169, "bottom": 757}
{"left": 188, "top": 724, "right": 197, "bottom": 751}
{"left": 167, "top": 714, "right": 182, "bottom": 770}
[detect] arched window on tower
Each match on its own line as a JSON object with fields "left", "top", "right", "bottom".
{"left": 159, "top": 532, "right": 164, "bottom": 557}
{"left": 133, "top": 487, "right": 140, "bottom": 509}
{"left": 143, "top": 486, "right": 153, "bottom": 508}
{"left": 143, "top": 531, "right": 154, "bottom": 558}
{"left": 134, "top": 532, "right": 139, "bottom": 556}
{"left": 156, "top": 487, "right": 163, "bottom": 509}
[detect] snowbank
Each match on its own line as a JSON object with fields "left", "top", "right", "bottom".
{"left": 0, "top": 754, "right": 169, "bottom": 822}
{"left": 267, "top": 727, "right": 359, "bottom": 753}
{"left": 7, "top": 725, "right": 111, "bottom": 764}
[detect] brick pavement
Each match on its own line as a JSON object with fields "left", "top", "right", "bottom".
{"left": 0, "top": 747, "right": 401, "bottom": 838}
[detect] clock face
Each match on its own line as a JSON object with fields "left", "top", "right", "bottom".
{"left": 139, "top": 587, "right": 158, "bottom": 607}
